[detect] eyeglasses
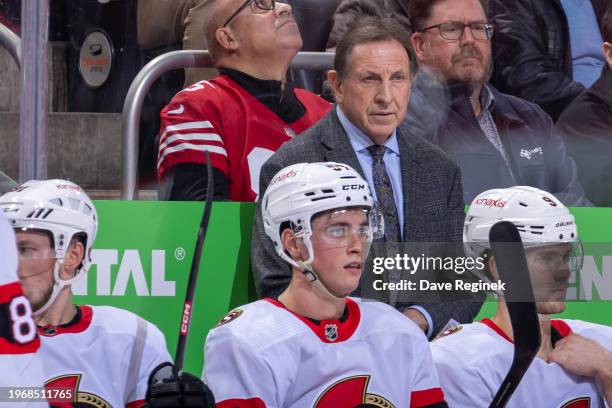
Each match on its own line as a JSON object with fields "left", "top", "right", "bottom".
{"left": 421, "top": 21, "right": 494, "bottom": 41}
{"left": 223, "top": 0, "right": 276, "bottom": 28}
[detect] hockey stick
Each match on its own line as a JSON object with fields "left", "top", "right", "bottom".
{"left": 488, "top": 221, "right": 541, "bottom": 408}
{"left": 174, "top": 151, "right": 214, "bottom": 374}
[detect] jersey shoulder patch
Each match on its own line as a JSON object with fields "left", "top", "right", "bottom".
{"left": 434, "top": 325, "right": 463, "bottom": 340}
{"left": 216, "top": 309, "right": 243, "bottom": 327}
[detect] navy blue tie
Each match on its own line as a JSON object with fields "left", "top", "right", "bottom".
{"left": 367, "top": 145, "right": 401, "bottom": 242}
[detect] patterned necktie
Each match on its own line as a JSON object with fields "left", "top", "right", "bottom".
{"left": 367, "top": 145, "right": 401, "bottom": 242}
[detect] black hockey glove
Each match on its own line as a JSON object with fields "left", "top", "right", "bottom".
{"left": 145, "top": 362, "right": 215, "bottom": 408}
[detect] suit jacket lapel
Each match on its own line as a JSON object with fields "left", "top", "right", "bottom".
{"left": 320, "top": 108, "right": 366, "bottom": 179}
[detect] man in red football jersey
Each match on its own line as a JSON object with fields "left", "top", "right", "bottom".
{"left": 157, "top": 0, "right": 331, "bottom": 202}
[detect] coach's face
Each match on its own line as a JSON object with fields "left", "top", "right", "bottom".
{"left": 328, "top": 39, "right": 411, "bottom": 145}
{"left": 411, "top": 0, "right": 492, "bottom": 86}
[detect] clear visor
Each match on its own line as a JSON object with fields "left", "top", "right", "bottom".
{"left": 308, "top": 207, "right": 384, "bottom": 248}
{"left": 18, "top": 247, "right": 55, "bottom": 261}
{"left": 524, "top": 241, "right": 583, "bottom": 303}
{"left": 525, "top": 240, "right": 583, "bottom": 276}
{"left": 14, "top": 227, "right": 56, "bottom": 261}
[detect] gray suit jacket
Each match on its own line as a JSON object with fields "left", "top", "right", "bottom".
{"left": 251, "top": 108, "right": 484, "bottom": 336}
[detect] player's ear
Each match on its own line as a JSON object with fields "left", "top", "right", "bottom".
{"left": 487, "top": 255, "right": 500, "bottom": 281}
{"left": 281, "top": 228, "right": 305, "bottom": 261}
{"left": 61, "top": 239, "right": 85, "bottom": 279}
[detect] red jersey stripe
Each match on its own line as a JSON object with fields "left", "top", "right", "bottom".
{"left": 410, "top": 387, "right": 445, "bottom": 408}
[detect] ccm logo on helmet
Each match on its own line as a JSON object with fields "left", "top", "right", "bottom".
{"left": 325, "top": 163, "right": 350, "bottom": 172}
{"left": 475, "top": 198, "right": 506, "bottom": 208}
{"left": 270, "top": 170, "right": 297, "bottom": 186}
{"left": 342, "top": 185, "right": 365, "bottom": 190}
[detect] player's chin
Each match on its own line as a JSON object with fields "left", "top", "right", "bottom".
{"left": 339, "top": 274, "right": 362, "bottom": 296}
{"left": 29, "top": 294, "right": 48, "bottom": 312}
{"left": 537, "top": 300, "right": 566, "bottom": 315}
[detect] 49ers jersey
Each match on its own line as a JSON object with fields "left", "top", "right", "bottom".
{"left": 431, "top": 318, "right": 612, "bottom": 407}
{"left": 37, "top": 305, "right": 171, "bottom": 408}
{"left": 203, "top": 297, "right": 447, "bottom": 408}
{"left": 157, "top": 75, "right": 331, "bottom": 201}
{"left": 0, "top": 214, "right": 46, "bottom": 407}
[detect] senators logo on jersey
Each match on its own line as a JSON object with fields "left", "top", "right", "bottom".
{"left": 45, "top": 374, "right": 111, "bottom": 408}
{"left": 560, "top": 396, "right": 591, "bottom": 408}
{"left": 314, "top": 375, "right": 395, "bottom": 408}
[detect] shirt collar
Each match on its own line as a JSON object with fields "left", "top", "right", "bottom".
{"left": 336, "top": 105, "right": 400, "bottom": 155}
{"left": 38, "top": 305, "right": 93, "bottom": 337}
{"left": 480, "top": 83, "right": 496, "bottom": 113}
{"left": 219, "top": 67, "right": 285, "bottom": 97}
{"left": 218, "top": 67, "right": 305, "bottom": 123}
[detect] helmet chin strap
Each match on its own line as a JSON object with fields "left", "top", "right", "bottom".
{"left": 32, "top": 260, "right": 81, "bottom": 317}
{"left": 301, "top": 264, "right": 346, "bottom": 301}
{"left": 538, "top": 313, "right": 551, "bottom": 322}
{"left": 296, "top": 239, "right": 346, "bottom": 302}
{"left": 283, "top": 233, "right": 353, "bottom": 301}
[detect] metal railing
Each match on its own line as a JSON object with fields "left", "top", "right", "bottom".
{"left": 0, "top": 22, "right": 20, "bottom": 192}
{"left": 0, "top": 21, "right": 21, "bottom": 68}
{"left": 121, "top": 50, "right": 334, "bottom": 200}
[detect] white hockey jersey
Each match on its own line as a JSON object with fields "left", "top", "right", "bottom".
{"left": 0, "top": 213, "right": 47, "bottom": 407}
{"left": 431, "top": 318, "right": 612, "bottom": 408}
{"left": 37, "top": 305, "right": 171, "bottom": 408}
{"left": 204, "top": 297, "right": 447, "bottom": 408}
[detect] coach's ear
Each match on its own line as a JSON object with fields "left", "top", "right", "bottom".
{"left": 327, "top": 70, "right": 344, "bottom": 105}
{"left": 281, "top": 228, "right": 306, "bottom": 262}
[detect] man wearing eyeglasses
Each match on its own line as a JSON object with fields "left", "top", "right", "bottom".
{"left": 404, "top": 0, "right": 590, "bottom": 206}
{"left": 156, "top": 0, "right": 331, "bottom": 202}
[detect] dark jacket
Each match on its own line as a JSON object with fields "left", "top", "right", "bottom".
{"left": 555, "top": 67, "right": 612, "bottom": 206}
{"left": 489, "top": 0, "right": 608, "bottom": 121}
{"left": 251, "top": 108, "right": 485, "bottom": 337}
{"left": 404, "top": 73, "right": 591, "bottom": 206}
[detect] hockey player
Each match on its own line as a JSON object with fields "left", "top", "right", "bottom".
{"left": 0, "top": 180, "right": 172, "bottom": 408}
{"left": 203, "top": 162, "right": 448, "bottom": 407}
{"left": 156, "top": 0, "right": 331, "bottom": 202}
{"left": 431, "top": 186, "right": 612, "bottom": 407}
{"left": 0, "top": 213, "right": 47, "bottom": 407}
